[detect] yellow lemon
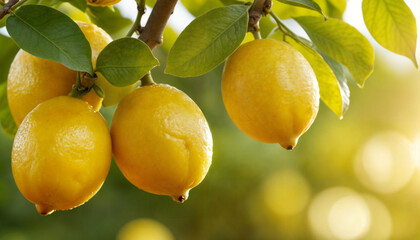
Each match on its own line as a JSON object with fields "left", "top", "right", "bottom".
{"left": 87, "top": 0, "right": 121, "bottom": 7}
{"left": 111, "top": 84, "right": 212, "bottom": 202}
{"left": 12, "top": 96, "right": 111, "bottom": 216}
{"left": 117, "top": 219, "right": 174, "bottom": 240}
{"left": 222, "top": 39, "right": 319, "bottom": 149}
{"left": 7, "top": 21, "right": 133, "bottom": 125}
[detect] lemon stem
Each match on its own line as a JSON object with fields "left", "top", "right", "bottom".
{"left": 69, "top": 72, "right": 97, "bottom": 98}
{"left": 141, "top": 73, "right": 155, "bottom": 86}
{"left": 252, "top": 31, "right": 262, "bottom": 40}
{"left": 126, "top": 0, "right": 146, "bottom": 37}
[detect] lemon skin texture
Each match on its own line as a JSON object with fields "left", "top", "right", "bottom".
{"left": 222, "top": 39, "right": 319, "bottom": 150}
{"left": 117, "top": 219, "right": 174, "bottom": 240}
{"left": 87, "top": 0, "right": 121, "bottom": 7}
{"left": 111, "top": 84, "right": 213, "bottom": 202}
{"left": 12, "top": 96, "right": 112, "bottom": 216}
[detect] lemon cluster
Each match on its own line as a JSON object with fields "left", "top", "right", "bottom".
{"left": 8, "top": 22, "right": 213, "bottom": 215}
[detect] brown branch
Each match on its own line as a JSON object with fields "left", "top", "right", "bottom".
{"left": 0, "top": 0, "right": 19, "bottom": 19}
{"left": 248, "top": 0, "right": 272, "bottom": 32}
{"left": 138, "top": 0, "right": 178, "bottom": 50}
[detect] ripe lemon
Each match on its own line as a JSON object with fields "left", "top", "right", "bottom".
{"left": 12, "top": 96, "right": 112, "bottom": 216}
{"left": 117, "top": 219, "right": 174, "bottom": 240}
{"left": 7, "top": 22, "right": 133, "bottom": 125}
{"left": 87, "top": 0, "right": 121, "bottom": 6}
{"left": 222, "top": 39, "right": 319, "bottom": 149}
{"left": 111, "top": 84, "right": 213, "bottom": 202}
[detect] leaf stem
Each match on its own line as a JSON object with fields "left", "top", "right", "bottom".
{"left": 126, "top": 0, "right": 146, "bottom": 37}
{"left": 10, "top": 0, "right": 28, "bottom": 11}
{"left": 139, "top": 0, "right": 178, "bottom": 50}
{"left": 269, "top": 11, "right": 299, "bottom": 40}
{"left": 141, "top": 73, "right": 155, "bottom": 86}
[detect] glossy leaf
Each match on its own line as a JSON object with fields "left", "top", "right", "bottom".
{"left": 362, "top": 0, "right": 418, "bottom": 68}
{"left": 166, "top": 5, "right": 249, "bottom": 77}
{"left": 295, "top": 16, "right": 374, "bottom": 87}
{"left": 96, "top": 38, "right": 159, "bottom": 87}
{"left": 6, "top": 5, "right": 93, "bottom": 74}
{"left": 276, "top": 0, "right": 326, "bottom": 19}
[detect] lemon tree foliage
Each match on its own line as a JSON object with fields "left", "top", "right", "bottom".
{"left": 166, "top": 5, "right": 249, "bottom": 77}
{"left": 0, "top": 0, "right": 419, "bottom": 215}
{"left": 276, "top": 0, "right": 326, "bottom": 19}
{"left": 6, "top": 5, "right": 94, "bottom": 74}
{"left": 362, "top": 0, "right": 418, "bottom": 68}
{"left": 295, "top": 16, "right": 375, "bottom": 87}
{"left": 96, "top": 38, "right": 159, "bottom": 87}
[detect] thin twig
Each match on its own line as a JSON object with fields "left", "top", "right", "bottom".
{"left": 126, "top": 0, "right": 146, "bottom": 37}
{"left": 138, "top": 0, "right": 178, "bottom": 50}
{"left": 248, "top": 0, "right": 272, "bottom": 32}
{"left": 0, "top": 0, "right": 19, "bottom": 19}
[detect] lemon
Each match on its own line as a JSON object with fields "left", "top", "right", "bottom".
{"left": 12, "top": 96, "right": 111, "bottom": 215}
{"left": 7, "top": 22, "right": 133, "bottom": 125}
{"left": 117, "top": 219, "right": 174, "bottom": 240}
{"left": 111, "top": 84, "right": 212, "bottom": 202}
{"left": 222, "top": 39, "right": 319, "bottom": 149}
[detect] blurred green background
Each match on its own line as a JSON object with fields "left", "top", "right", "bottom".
{"left": 1, "top": 0, "right": 420, "bottom": 239}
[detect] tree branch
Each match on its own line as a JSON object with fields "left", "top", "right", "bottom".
{"left": 0, "top": 0, "right": 19, "bottom": 19}
{"left": 138, "top": 0, "right": 178, "bottom": 50}
{"left": 248, "top": 0, "right": 272, "bottom": 32}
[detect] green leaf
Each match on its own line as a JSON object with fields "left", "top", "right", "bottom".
{"left": 219, "top": 0, "right": 252, "bottom": 5}
{"left": 87, "top": 6, "right": 133, "bottom": 39}
{"left": 96, "top": 38, "right": 159, "bottom": 87}
{"left": 166, "top": 5, "right": 249, "bottom": 77}
{"left": 269, "top": 30, "right": 348, "bottom": 117}
{"left": 362, "top": 0, "right": 418, "bottom": 68}
{"left": 6, "top": 5, "right": 93, "bottom": 74}
{"left": 276, "top": 0, "right": 326, "bottom": 19}
{"left": 326, "top": 0, "right": 346, "bottom": 19}
{"left": 62, "top": 0, "right": 87, "bottom": 11}
{"left": 0, "top": 35, "right": 19, "bottom": 84}
{"left": 295, "top": 16, "right": 374, "bottom": 87}
{"left": 318, "top": 51, "right": 350, "bottom": 114}
{"left": 181, "top": 0, "right": 223, "bottom": 16}
{"left": 0, "top": 83, "right": 18, "bottom": 137}
{"left": 0, "top": 15, "right": 7, "bottom": 27}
